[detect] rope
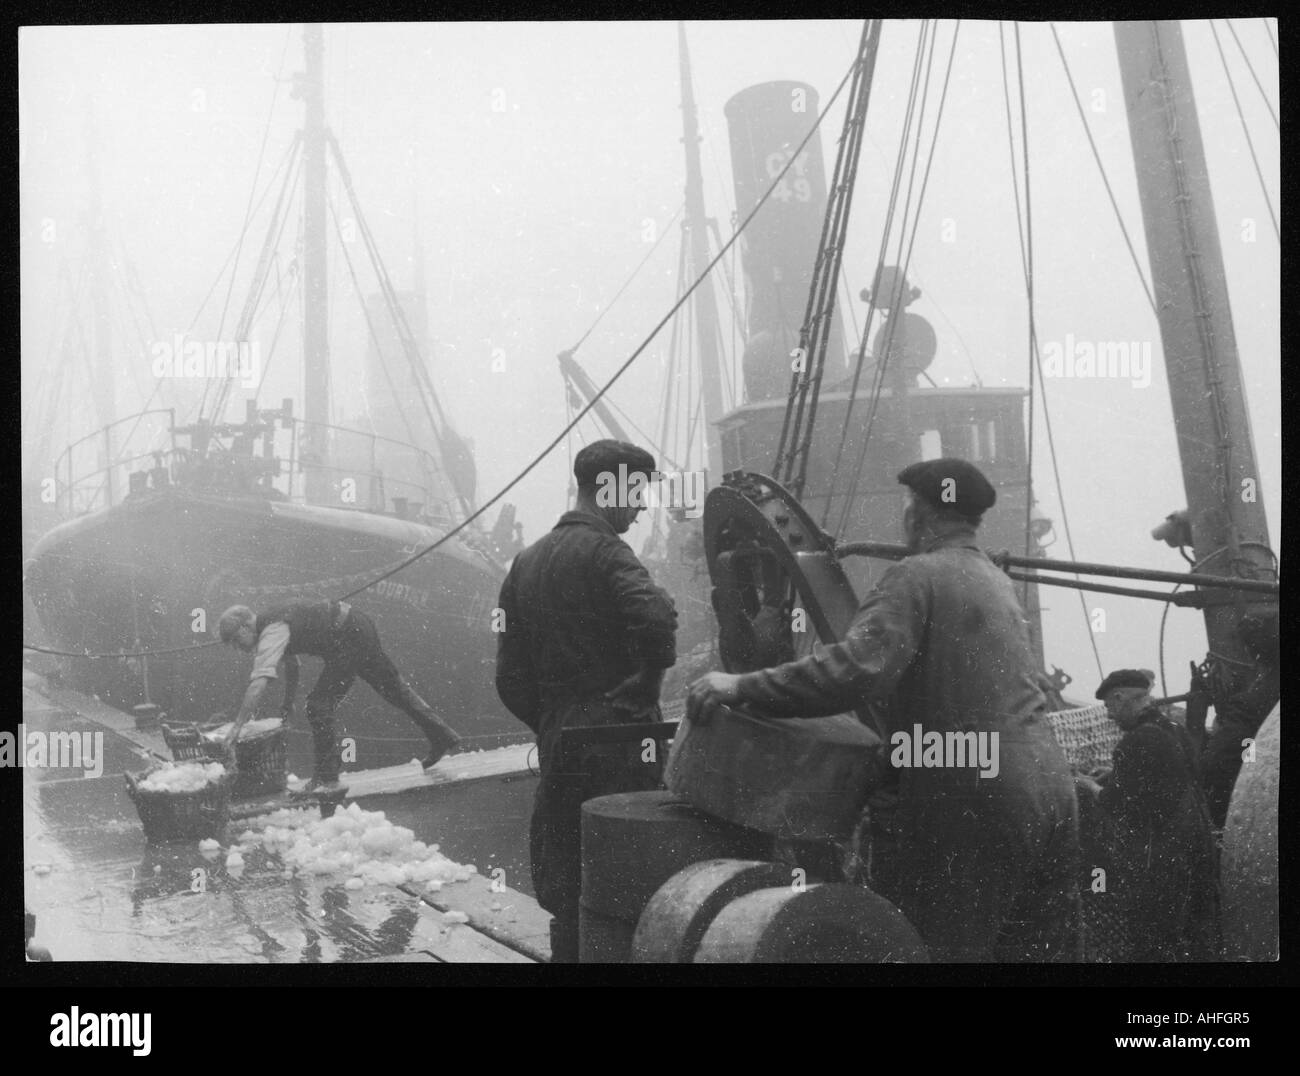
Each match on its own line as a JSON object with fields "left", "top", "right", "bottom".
{"left": 1225, "top": 19, "right": 1279, "bottom": 131}
{"left": 1015, "top": 25, "right": 1037, "bottom": 618}
{"left": 834, "top": 21, "right": 960, "bottom": 539}
{"left": 25, "top": 641, "right": 220, "bottom": 659}
{"left": 328, "top": 44, "right": 866, "bottom": 603}
{"left": 1022, "top": 25, "right": 1105, "bottom": 680}
{"left": 1209, "top": 20, "right": 1279, "bottom": 241}
{"left": 200, "top": 31, "right": 295, "bottom": 426}
{"left": 1049, "top": 24, "right": 1158, "bottom": 316}
{"left": 568, "top": 203, "right": 684, "bottom": 355}
{"left": 1261, "top": 17, "right": 1278, "bottom": 60}
{"left": 826, "top": 20, "right": 931, "bottom": 536}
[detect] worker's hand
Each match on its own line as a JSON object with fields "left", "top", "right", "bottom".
{"left": 686, "top": 672, "right": 742, "bottom": 727}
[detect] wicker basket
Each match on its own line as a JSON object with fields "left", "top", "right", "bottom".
{"left": 124, "top": 768, "right": 232, "bottom": 843}
{"left": 162, "top": 720, "right": 288, "bottom": 800}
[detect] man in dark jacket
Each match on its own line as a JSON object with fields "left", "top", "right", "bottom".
{"left": 218, "top": 599, "right": 462, "bottom": 792}
{"left": 688, "top": 458, "right": 1080, "bottom": 962}
{"left": 496, "top": 440, "right": 677, "bottom": 962}
{"left": 1080, "top": 669, "right": 1219, "bottom": 960}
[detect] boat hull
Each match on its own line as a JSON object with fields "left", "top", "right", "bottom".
{"left": 25, "top": 489, "right": 528, "bottom": 775}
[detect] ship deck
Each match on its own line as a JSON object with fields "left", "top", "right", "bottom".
{"left": 22, "top": 670, "right": 551, "bottom": 964}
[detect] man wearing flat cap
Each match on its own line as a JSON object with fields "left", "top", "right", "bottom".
{"left": 688, "top": 457, "right": 1081, "bottom": 962}
{"left": 496, "top": 439, "right": 677, "bottom": 961}
{"left": 1080, "top": 669, "right": 1218, "bottom": 960}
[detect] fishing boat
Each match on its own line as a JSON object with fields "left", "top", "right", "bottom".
{"left": 25, "top": 25, "right": 528, "bottom": 778}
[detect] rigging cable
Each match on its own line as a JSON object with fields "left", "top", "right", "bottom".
{"left": 1012, "top": 24, "right": 1104, "bottom": 680}
{"left": 31, "top": 43, "right": 902, "bottom": 658}
{"left": 835, "top": 21, "right": 959, "bottom": 539}
{"left": 332, "top": 44, "right": 866, "bottom": 602}
{"left": 200, "top": 28, "right": 296, "bottom": 424}
{"left": 327, "top": 193, "right": 424, "bottom": 455}
{"left": 1015, "top": 24, "right": 1038, "bottom": 616}
{"left": 827, "top": 22, "right": 931, "bottom": 536}
{"left": 1261, "top": 17, "right": 1278, "bottom": 60}
{"left": 566, "top": 202, "right": 684, "bottom": 356}
{"left": 778, "top": 20, "right": 883, "bottom": 499}
{"left": 1049, "top": 24, "right": 1157, "bottom": 315}
{"left": 1208, "top": 20, "right": 1279, "bottom": 241}
{"left": 1225, "top": 19, "right": 1279, "bottom": 131}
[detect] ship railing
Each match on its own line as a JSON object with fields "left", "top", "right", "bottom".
{"left": 47, "top": 408, "right": 461, "bottom": 530}
{"left": 51, "top": 409, "right": 177, "bottom": 516}
{"left": 285, "top": 417, "right": 460, "bottom": 528}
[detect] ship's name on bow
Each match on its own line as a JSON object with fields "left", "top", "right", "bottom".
{"left": 375, "top": 579, "right": 431, "bottom": 610}
{"left": 373, "top": 580, "right": 492, "bottom": 629}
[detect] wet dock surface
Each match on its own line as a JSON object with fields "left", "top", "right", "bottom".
{"left": 23, "top": 676, "right": 548, "bottom": 963}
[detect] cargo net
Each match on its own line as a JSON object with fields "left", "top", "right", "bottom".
{"left": 1046, "top": 703, "right": 1120, "bottom": 773}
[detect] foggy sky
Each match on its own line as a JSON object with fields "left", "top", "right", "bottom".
{"left": 20, "top": 20, "right": 1280, "bottom": 698}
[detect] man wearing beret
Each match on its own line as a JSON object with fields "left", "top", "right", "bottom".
{"left": 1079, "top": 670, "right": 1218, "bottom": 960}
{"left": 688, "top": 457, "right": 1081, "bottom": 962}
{"left": 496, "top": 439, "right": 677, "bottom": 961}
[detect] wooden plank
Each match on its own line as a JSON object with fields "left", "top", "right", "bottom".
{"left": 400, "top": 875, "right": 552, "bottom": 963}
{"left": 26, "top": 674, "right": 535, "bottom": 797}
{"left": 340, "top": 744, "right": 535, "bottom": 798}
{"left": 405, "top": 902, "right": 535, "bottom": 963}
{"left": 336, "top": 881, "right": 533, "bottom": 963}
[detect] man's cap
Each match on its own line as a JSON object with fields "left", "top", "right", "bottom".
{"left": 1095, "top": 669, "right": 1154, "bottom": 699}
{"left": 574, "top": 439, "right": 657, "bottom": 486}
{"left": 897, "top": 457, "right": 996, "bottom": 517}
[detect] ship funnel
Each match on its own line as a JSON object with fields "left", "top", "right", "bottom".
{"left": 725, "top": 81, "right": 846, "bottom": 401}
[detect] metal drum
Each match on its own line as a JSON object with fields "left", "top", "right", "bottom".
{"left": 693, "top": 883, "right": 930, "bottom": 963}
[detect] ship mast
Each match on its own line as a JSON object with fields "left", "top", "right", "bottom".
{"left": 677, "top": 22, "right": 726, "bottom": 478}
{"left": 1113, "top": 22, "right": 1275, "bottom": 685}
{"left": 300, "top": 22, "right": 331, "bottom": 503}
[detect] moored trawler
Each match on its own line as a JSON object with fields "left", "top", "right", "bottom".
{"left": 25, "top": 403, "right": 526, "bottom": 777}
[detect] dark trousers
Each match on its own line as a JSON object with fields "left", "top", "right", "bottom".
{"left": 529, "top": 697, "right": 664, "bottom": 963}
{"left": 1199, "top": 717, "right": 1253, "bottom": 829}
{"left": 305, "top": 610, "right": 460, "bottom": 782}
{"left": 868, "top": 743, "right": 1082, "bottom": 963}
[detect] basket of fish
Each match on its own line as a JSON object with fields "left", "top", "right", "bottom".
{"left": 124, "top": 761, "right": 232, "bottom": 843}
{"left": 199, "top": 717, "right": 288, "bottom": 799}
{"left": 161, "top": 716, "right": 288, "bottom": 799}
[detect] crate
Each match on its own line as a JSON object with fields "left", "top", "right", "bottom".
{"left": 163, "top": 720, "right": 288, "bottom": 800}
{"left": 124, "top": 768, "right": 232, "bottom": 843}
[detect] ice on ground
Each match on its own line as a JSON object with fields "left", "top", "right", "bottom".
{"left": 138, "top": 761, "right": 226, "bottom": 793}
{"left": 344, "top": 877, "right": 365, "bottom": 891}
{"left": 442, "top": 910, "right": 470, "bottom": 925}
{"left": 245, "top": 802, "right": 477, "bottom": 890}
{"left": 198, "top": 838, "right": 221, "bottom": 851}
{"left": 32, "top": 864, "right": 51, "bottom": 876}
{"left": 225, "top": 852, "right": 244, "bottom": 869}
